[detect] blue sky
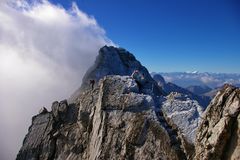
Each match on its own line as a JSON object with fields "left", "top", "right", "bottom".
{"left": 50, "top": 0, "right": 240, "bottom": 73}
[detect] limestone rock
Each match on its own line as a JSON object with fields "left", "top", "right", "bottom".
{"left": 17, "top": 100, "right": 78, "bottom": 160}
{"left": 17, "top": 75, "right": 187, "bottom": 160}
{"left": 84, "top": 76, "right": 186, "bottom": 160}
{"left": 17, "top": 46, "right": 188, "bottom": 160}
{"left": 195, "top": 84, "right": 240, "bottom": 160}
{"left": 39, "top": 107, "right": 48, "bottom": 114}
{"left": 16, "top": 113, "right": 55, "bottom": 160}
{"left": 18, "top": 46, "right": 240, "bottom": 160}
{"left": 51, "top": 100, "right": 69, "bottom": 122}
{"left": 161, "top": 92, "right": 204, "bottom": 144}
{"left": 70, "top": 46, "right": 163, "bottom": 102}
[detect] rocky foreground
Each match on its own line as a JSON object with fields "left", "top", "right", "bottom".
{"left": 17, "top": 46, "right": 240, "bottom": 160}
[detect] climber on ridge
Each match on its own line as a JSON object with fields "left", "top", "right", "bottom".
{"left": 89, "top": 79, "right": 95, "bottom": 90}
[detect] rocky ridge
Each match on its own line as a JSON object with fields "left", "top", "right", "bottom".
{"left": 17, "top": 46, "right": 188, "bottom": 160}
{"left": 161, "top": 92, "right": 204, "bottom": 144}
{"left": 152, "top": 74, "right": 211, "bottom": 108}
{"left": 17, "top": 46, "right": 240, "bottom": 160}
{"left": 195, "top": 84, "right": 240, "bottom": 160}
{"left": 70, "top": 46, "right": 162, "bottom": 102}
{"left": 17, "top": 75, "right": 188, "bottom": 160}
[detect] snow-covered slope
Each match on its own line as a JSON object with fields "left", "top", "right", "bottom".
{"left": 153, "top": 74, "right": 211, "bottom": 108}
{"left": 161, "top": 92, "right": 204, "bottom": 144}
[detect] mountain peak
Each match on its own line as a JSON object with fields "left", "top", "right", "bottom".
{"left": 70, "top": 46, "right": 163, "bottom": 101}
{"left": 16, "top": 46, "right": 240, "bottom": 160}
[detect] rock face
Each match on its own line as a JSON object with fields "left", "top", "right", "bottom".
{"left": 161, "top": 92, "right": 204, "bottom": 144}
{"left": 17, "top": 113, "right": 54, "bottom": 160}
{"left": 17, "top": 75, "right": 187, "bottom": 160}
{"left": 195, "top": 84, "right": 240, "bottom": 160}
{"left": 16, "top": 100, "right": 78, "bottom": 160}
{"left": 70, "top": 46, "right": 162, "bottom": 102}
{"left": 17, "top": 46, "right": 240, "bottom": 160}
{"left": 17, "top": 46, "right": 188, "bottom": 160}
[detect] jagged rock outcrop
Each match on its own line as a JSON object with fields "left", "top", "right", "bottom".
{"left": 17, "top": 46, "right": 188, "bottom": 160}
{"left": 17, "top": 75, "right": 187, "bottom": 160}
{"left": 70, "top": 46, "right": 162, "bottom": 102}
{"left": 16, "top": 100, "right": 78, "bottom": 160}
{"left": 195, "top": 84, "right": 240, "bottom": 160}
{"left": 161, "top": 92, "right": 204, "bottom": 144}
{"left": 17, "top": 112, "right": 55, "bottom": 160}
{"left": 18, "top": 46, "right": 239, "bottom": 160}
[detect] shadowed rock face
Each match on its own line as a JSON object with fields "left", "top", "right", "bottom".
{"left": 161, "top": 92, "right": 204, "bottom": 144}
{"left": 16, "top": 100, "right": 78, "bottom": 160}
{"left": 195, "top": 84, "right": 240, "bottom": 160}
{"left": 16, "top": 113, "right": 55, "bottom": 160}
{"left": 70, "top": 46, "right": 163, "bottom": 102}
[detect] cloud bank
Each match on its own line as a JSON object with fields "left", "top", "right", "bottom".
{"left": 159, "top": 72, "right": 240, "bottom": 88}
{"left": 0, "top": 0, "right": 112, "bottom": 159}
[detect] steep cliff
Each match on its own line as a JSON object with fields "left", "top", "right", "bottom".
{"left": 70, "top": 46, "right": 162, "bottom": 102}
{"left": 195, "top": 84, "right": 240, "bottom": 160}
{"left": 17, "top": 46, "right": 188, "bottom": 160}
{"left": 17, "top": 46, "right": 240, "bottom": 160}
{"left": 17, "top": 75, "right": 188, "bottom": 160}
{"left": 161, "top": 92, "right": 204, "bottom": 144}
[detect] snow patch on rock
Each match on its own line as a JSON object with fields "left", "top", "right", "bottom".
{"left": 161, "top": 92, "right": 204, "bottom": 144}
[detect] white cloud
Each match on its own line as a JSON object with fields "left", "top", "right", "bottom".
{"left": 163, "top": 76, "right": 173, "bottom": 82}
{"left": 0, "top": 0, "right": 113, "bottom": 159}
{"left": 200, "top": 76, "right": 216, "bottom": 84}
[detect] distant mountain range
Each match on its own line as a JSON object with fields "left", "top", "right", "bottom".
{"left": 153, "top": 72, "right": 240, "bottom": 88}
{"left": 152, "top": 74, "right": 211, "bottom": 108}
{"left": 186, "top": 85, "right": 212, "bottom": 95}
